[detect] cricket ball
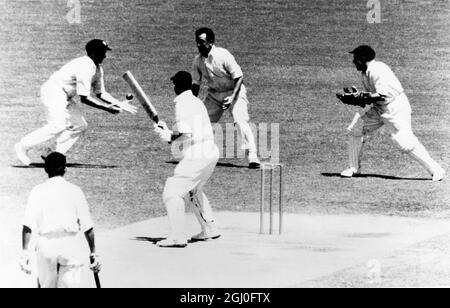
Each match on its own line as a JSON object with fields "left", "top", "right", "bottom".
{"left": 126, "top": 93, "right": 134, "bottom": 100}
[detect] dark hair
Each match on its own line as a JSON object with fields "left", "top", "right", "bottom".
{"left": 195, "top": 27, "right": 215, "bottom": 43}
{"left": 171, "top": 71, "right": 192, "bottom": 93}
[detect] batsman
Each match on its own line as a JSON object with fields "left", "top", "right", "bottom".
{"left": 337, "top": 45, "right": 445, "bottom": 181}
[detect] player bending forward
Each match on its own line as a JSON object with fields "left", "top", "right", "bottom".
{"left": 15, "top": 39, "right": 137, "bottom": 165}
{"left": 192, "top": 27, "right": 261, "bottom": 169}
{"left": 20, "top": 152, "right": 101, "bottom": 288}
{"left": 154, "top": 71, "right": 220, "bottom": 248}
{"left": 337, "top": 45, "right": 445, "bottom": 181}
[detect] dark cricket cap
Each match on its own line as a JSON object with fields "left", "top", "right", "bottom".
{"left": 170, "top": 71, "right": 192, "bottom": 85}
{"left": 349, "top": 45, "right": 376, "bottom": 60}
{"left": 44, "top": 152, "right": 66, "bottom": 174}
{"left": 85, "top": 39, "right": 112, "bottom": 54}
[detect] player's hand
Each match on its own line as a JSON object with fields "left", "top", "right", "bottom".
{"left": 156, "top": 121, "right": 169, "bottom": 131}
{"left": 223, "top": 95, "right": 235, "bottom": 110}
{"left": 19, "top": 251, "right": 32, "bottom": 275}
{"left": 89, "top": 253, "right": 101, "bottom": 273}
{"left": 116, "top": 100, "right": 138, "bottom": 114}
{"left": 153, "top": 123, "right": 172, "bottom": 143}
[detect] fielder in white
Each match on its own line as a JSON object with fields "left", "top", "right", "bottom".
{"left": 15, "top": 39, "right": 137, "bottom": 165}
{"left": 192, "top": 27, "right": 261, "bottom": 169}
{"left": 341, "top": 45, "right": 445, "bottom": 181}
{"left": 20, "top": 152, "right": 101, "bottom": 288}
{"left": 154, "top": 71, "right": 220, "bottom": 248}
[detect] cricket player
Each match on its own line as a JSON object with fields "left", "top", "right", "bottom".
{"left": 192, "top": 27, "right": 261, "bottom": 169}
{"left": 154, "top": 71, "right": 220, "bottom": 248}
{"left": 340, "top": 45, "right": 445, "bottom": 181}
{"left": 15, "top": 39, "right": 137, "bottom": 166}
{"left": 20, "top": 152, "right": 101, "bottom": 288}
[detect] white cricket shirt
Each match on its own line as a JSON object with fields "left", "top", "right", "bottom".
{"left": 49, "top": 56, "right": 105, "bottom": 99}
{"left": 174, "top": 90, "right": 216, "bottom": 159}
{"left": 361, "top": 60, "right": 404, "bottom": 105}
{"left": 192, "top": 45, "right": 243, "bottom": 92}
{"left": 23, "top": 177, "right": 94, "bottom": 235}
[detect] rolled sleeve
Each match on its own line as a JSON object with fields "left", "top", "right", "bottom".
{"left": 76, "top": 189, "right": 94, "bottom": 232}
{"left": 175, "top": 102, "right": 192, "bottom": 134}
{"left": 76, "top": 66, "right": 96, "bottom": 97}
{"left": 23, "top": 189, "right": 38, "bottom": 231}
{"left": 224, "top": 51, "right": 243, "bottom": 79}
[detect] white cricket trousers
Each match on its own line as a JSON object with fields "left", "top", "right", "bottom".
{"left": 162, "top": 144, "right": 220, "bottom": 241}
{"left": 19, "top": 80, "right": 88, "bottom": 154}
{"left": 346, "top": 93, "right": 442, "bottom": 175}
{"left": 204, "top": 85, "right": 258, "bottom": 156}
{"left": 36, "top": 233, "right": 84, "bottom": 288}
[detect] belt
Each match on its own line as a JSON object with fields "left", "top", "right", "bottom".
{"left": 39, "top": 231, "right": 78, "bottom": 239}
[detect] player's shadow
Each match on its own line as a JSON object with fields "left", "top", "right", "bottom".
{"left": 133, "top": 236, "right": 208, "bottom": 245}
{"left": 165, "top": 160, "right": 249, "bottom": 169}
{"left": 12, "top": 163, "right": 119, "bottom": 169}
{"left": 321, "top": 172, "right": 429, "bottom": 181}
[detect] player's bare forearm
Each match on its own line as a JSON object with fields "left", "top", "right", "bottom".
{"left": 80, "top": 95, "right": 119, "bottom": 114}
{"left": 192, "top": 84, "right": 200, "bottom": 97}
{"left": 231, "top": 76, "right": 243, "bottom": 99}
{"left": 84, "top": 228, "right": 96, "bottom": 254}
{"left": 22, "top": 226, "right": 32, "bottom": 251}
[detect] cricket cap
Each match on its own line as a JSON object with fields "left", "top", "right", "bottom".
{"left": 349, "top": 45, "right": 376, "bottom": 61}
{"left": 170, "top": 71, "right": 192, "bottom": 86}
{"left": 86, "top": 39, "right": 112, "bottom": 54}
{"left": 44, "top": 152, "right": 66, "bottom": 175}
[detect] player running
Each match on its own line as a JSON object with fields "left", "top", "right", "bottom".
{"left": 338, "top": 45, "right": 445, "bottom": 181}
{"left": 154, "top": 71, "right": 220, "bottom": 248}
{"left": 192, "top": 27, "right": 261, "bottom": 169}
{"left": 15, "top": 39, "right": 137, "bottom": 165}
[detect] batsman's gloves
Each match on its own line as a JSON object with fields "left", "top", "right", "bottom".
{"left": 19, "top": 251, "right": 32, "bottom": 275}
{"left": 336, "top": 86, "right": 372, "bottom": 108}
{"left": 154, "top": 122, "right": 173, "bottom": 143}
{"left": 89, "top": 253, "right": 102, "bottom": 273}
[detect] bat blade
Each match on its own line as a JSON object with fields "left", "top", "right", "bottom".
{"left": 122, "top": 71, "right": 159, "bottom": 123}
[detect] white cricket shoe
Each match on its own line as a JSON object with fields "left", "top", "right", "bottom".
{"left": 432, "top": 167, "right": 445, "bottom": 182}
{"left": 191, "top": 229, "right": 221, "bottom": 242}
{"left": 156, "top": 238, "right": 188, "bottom": 248}
{"left": 14, "top": 143, "right": 31, "bottom": 166}
{"left": 340, "top": 167, "right": 360, "bottom": 178}
{"left": 247, "top": 150, "right": 261, "bottom": 169}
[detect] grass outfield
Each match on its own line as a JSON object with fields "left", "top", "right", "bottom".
{"left": 1, "top": 0, "right": 450, "bottom": 230}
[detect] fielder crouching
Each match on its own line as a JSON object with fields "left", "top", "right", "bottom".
{"left": 20, "top": 152, "right": 101, "bottom": 288}
{"left": 154, "top": 71, "right": 220, "bottom": 248}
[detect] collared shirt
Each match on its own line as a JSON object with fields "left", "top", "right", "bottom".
{"left": 174, "top": 90, "right": 216, "bottom": 159}
{"left": 361, "top": 60, "right": 404, "bottom": 105}
{"left": 23, "top": 177, "right": 94, "bottom": 235}
{"left": 192, "top": 45, "right": 243, "bottom": 92}
{"left": 49, "top": 56, "right": 105, "bottom": 99}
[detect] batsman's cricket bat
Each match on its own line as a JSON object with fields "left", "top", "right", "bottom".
{"left": 94, "top": 272, "right": 101, "bottom": 289}
{"left": 122, "top": 71, "right": 159, "bottom": 123}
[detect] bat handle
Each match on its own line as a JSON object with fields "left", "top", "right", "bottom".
{"left": 153, "top": 115, "right": 160, "bottom": 124}
{"left": 94, "top": 272, "right": 101, "bottom": 288}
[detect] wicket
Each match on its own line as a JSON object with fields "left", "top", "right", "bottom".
{"left": 260, "top": 163, "right": 283, "bottom": 235}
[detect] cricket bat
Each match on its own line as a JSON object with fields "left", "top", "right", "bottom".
{"left": 122, "top": 71, "right": 159, "bottom": 123}
{"left": 93, "top": 272, "right": 101, "bottom": 289}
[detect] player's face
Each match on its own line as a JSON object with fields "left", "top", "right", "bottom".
{"left": 196, "top": 33, "right": 213, "bottom": 58}
{"left": 93, "top": 50, "right": 107, "bottom": 65}
{"left": 353, "top": 55, "right": 367, "bottom": 72}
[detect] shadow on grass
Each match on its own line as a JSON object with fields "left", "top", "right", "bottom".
{"left": 12, "top": 163, "right": 119, "bottom": 169}
{"left": 165, "top": 160, "right": 249, "bottom": 169}
{"left": 133, "top": 236, "right": 214, "bottom": 245}
{"left": 321, "top": 173, "right": 429, "bottom": 181}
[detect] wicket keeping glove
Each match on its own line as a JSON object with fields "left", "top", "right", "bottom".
{"left": 336, "top": 86, "right": 372, "bottom": 108}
